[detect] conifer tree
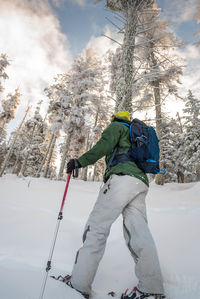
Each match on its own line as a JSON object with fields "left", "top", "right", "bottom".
{"left": 43, "top": 73, "right": 72, "bottom": 178}
{"left": 0, "top": 107, "right": 30, "bottom": 177}
{"left": 7, "top": 130, "right": 28, "bottom": 174}
{"left": 0, "top": 55, "right": 16, "bottom": 168}
{"left": 87, "top": 94, "right": 112, "bottom": 181}
{"left": 0, "top": 53, "right": 9, "bottom": 93}
{"left": 136, "top": 3, "right": 183, "bottom": 185}
{"left": 43, "top": 115, "right": 62, "bottom": 178}
{"left": 59, "top": 49, "right": 109, "bottom": 180}
{"left": 0, "top": 89, "right": 21, "bottom": 140}
{"left": 0, "top": 89, "right": 21, "bottom": 170}
{"left": 16, "top": 102, "right": 48, "bottom": 177}
{"left": 0, "top": 140, "right": 6, "bottom": 170}
{"left": 160, "top": 116, "right": 182, "bottom": 183}
{"left": 181, "top": 90, "right": 200, "bottom": 181}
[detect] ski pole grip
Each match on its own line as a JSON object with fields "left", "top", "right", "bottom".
{"left": 73, "top": 159, "right": 79, "bottom": 178}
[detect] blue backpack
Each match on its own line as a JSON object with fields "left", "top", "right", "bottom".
{"left": 107, "top": 119, "right": 166, "bottom": 175}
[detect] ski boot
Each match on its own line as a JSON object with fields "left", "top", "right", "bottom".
{"left": 121, "top": 286, "right": 166, "bottom": 299}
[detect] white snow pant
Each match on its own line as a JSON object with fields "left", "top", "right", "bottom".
{"left": 70, "top": 174, "right": 164, "bottom": 295}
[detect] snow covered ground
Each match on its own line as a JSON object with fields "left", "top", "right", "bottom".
{"left": 0, "top": 174, "right": 200, "bottom": 299}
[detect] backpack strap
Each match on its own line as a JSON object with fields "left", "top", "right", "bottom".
{"left": 119, "top": 122, "right": 130, "bottom": 127}
{"left": 106, "top": 146, "right": 119, "bottom": 170}
{"left": 155, "top": 169, "right": 166, "bottom": 175}
{"left": 119, "top": 122, "right": 131, "bottom": 136}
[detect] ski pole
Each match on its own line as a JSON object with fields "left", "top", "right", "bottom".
{"left": 39, "top": 173, "right": 72, "bottom": 299}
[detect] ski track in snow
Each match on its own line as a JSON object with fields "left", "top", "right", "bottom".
{"left": 0, "top": 175, "right": 200, "bottom": 299}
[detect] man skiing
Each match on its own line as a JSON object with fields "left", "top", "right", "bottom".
{"left": 66, "top": 111, "right": 165, "bottom": 299}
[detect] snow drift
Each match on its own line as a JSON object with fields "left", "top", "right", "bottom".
{"left": 0, "top": 174, "right": 200, "bottom": 299}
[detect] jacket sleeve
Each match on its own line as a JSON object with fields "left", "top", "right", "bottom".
{"left": 78, "top": 122, "right": 122, "bottom": 168}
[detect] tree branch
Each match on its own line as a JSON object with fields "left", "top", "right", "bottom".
{"left": 102, "top": 34, "right": 122, "bottom": 46}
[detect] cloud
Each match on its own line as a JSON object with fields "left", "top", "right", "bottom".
{"left": 161, "top": 0, "right": 198, "bottom": 24}
{"left": 69, "top": 0, "right": 87, "bottom": 7}
{"left": 51, "top": 0, "right": 65, "bottom": 8}
{"left": 75, "top": 0, "right": 87, "bottom": 6}
{"left": 180, "top": 44, "right": 200, "bottom": 61}
{"left": 0, "top": 0, "right": 72, "bottom": 128}
{"left": 176, "top": 44, "right": 200, "bottom": 98}
{"left": 86, "top": 25, "right": 122, "bottom": 58}
{"left": 194, "top": 3, "right": 200, "bottom": 23}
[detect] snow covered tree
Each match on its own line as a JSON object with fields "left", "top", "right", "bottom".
{"left": 0, "top": 55, "right": 18, "bottom": 169}
{"left": 183, "top": 90, "right": 200, "bottom": 132}
{"left": 0, "top": 89, "right": 21, "bottom": 136}
{"left": 0, "top": 141, "right": 6, "bottom": 169}
{"left": 0, "top": 89, "right": 21, "bottom": 170}
{"left": 106, "top": 3, "right": 182, "bottom": 110}
{"left": 59, "top": 49, "right": 110, "bottom": 180}
{"left": 136, "top": 3, "right": 183, "bottom": 185}
{"left": 159, "top": 116, "right": 184, "bottom": 183}
{"left": 16, "top": 102, "right": 48, "bottom": 177}
{"left": 43, "top": 114, "right": 62, "bottom": 179}
{"left": 7, "top": 129, "right": 28, "bottom": 175}
{"left": 98, "top": 0, "right": 154, "bottom": 113}
{"left": 89, "top": 93, "right": 112, "bottom": 181}
{"left": 41, "top": 74, "right": 72, "bottom": 178}
{"left": 0, "top": 54, "right": 9, "bottom": 93}
{"left": 180, "top": 90, "right": 200, "bottom": 182}
{"left": 107, "top": 2, "right": 183, "bottom": 185}
{"left": 0, "top": 107, "right": 30, "bottom": 177}
{"left": 10, "top": 136, "right": 25, "bottom": 175}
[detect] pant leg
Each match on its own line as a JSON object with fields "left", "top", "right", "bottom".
{"left": 70, "top": 174, "right": 146, "bottom": 295}
{"left": 122, "top": 190, "right": 164, "bottom": 294}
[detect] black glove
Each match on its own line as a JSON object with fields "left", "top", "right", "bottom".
{"left": 66, "top": 159, "right": 81, "bottom": 174}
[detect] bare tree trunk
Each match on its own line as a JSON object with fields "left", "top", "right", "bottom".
{"left": 176, "top": 112, "right": 183, "bottom": 133}
{"left": 196, "top": 163, "right": 200, "bottom": 181}
{"left": 44, "top": 134, "right": 56, "bottom": 178}
{"left": 12, "top": 151, "right": 21, "bottom": 174}
{"left": 116, "top": 5, "right": 136, "bottom": 113}
{"left": 19, "top": 151, "right": 29, "bottom": 177}
{"left": 0, "top": 107, "right": 30, "bottom": 177}
{"left": 152, "top": 80, "right": 164, "bottom": 185}
{"left": 35, "top": 135, "right": 54, "bottom": 177}
{"left": 58, "top": 133, "right": 72, "bottom": 180}
{"left": 82, "top": 107, "right": 101, "bottom": 182}
{"left": 82, "top": 166, "right": 89, "bottom": 181}
{"left": 19, "top": 125, "right": 36, "bottom": 177}
{"left": 92, "top": 164, "right": 96, "bottom": 181}
{"left": 6, "top": 134, "right": 12, "bottom": 148}
{"left": 148, "top": 51, "right": 164, "bottom": 185}
{"left": 0, "top": 118, "right": 7, "bottom": 137}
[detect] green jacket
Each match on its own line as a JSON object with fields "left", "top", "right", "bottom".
{"left": 78, "top": 116, "right": 149, "bottom": 186}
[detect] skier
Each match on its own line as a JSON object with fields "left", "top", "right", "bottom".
{"left": 66, "top": 111, "right": 165, "bottom": 299}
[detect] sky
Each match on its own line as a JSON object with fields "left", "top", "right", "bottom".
{"left": 54, "top": 0, "right": 200, "bottom": 58}
{"left": 0, "top": 0, "right": 199, "bottom": 132}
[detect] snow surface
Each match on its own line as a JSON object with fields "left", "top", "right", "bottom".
{"left": 0, "top": 174, "right": 200, "bottom": 299}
